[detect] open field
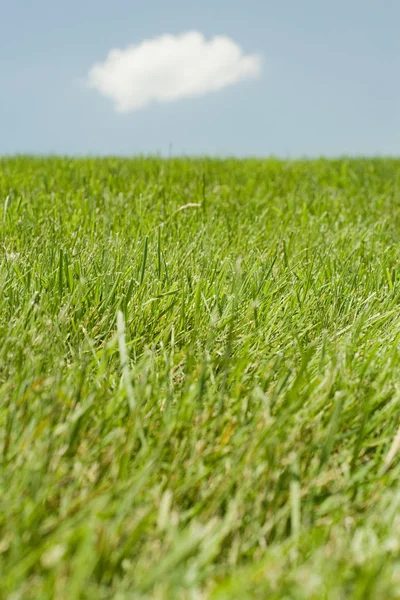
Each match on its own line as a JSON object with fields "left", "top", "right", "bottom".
{"left": 1, "top": 157, "right": 400, "bottom": 598}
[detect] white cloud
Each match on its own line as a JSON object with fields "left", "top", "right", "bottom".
{"left": 87, "top": 32, "right": 261, "bottom": 112}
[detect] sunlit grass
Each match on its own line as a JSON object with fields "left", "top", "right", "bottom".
{"left": 1, "top": 156, "right": 400, "bottom": 598}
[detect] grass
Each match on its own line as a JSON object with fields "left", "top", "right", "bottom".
{"left": 1, "top": 156, "right": 400, "bottom": 598}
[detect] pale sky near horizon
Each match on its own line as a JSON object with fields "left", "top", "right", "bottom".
{"left": 1, "top": 0, "right": 399, "bottom": 157}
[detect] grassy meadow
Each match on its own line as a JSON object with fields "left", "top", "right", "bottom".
{"left": 1, "top": 156, "right": 400, "bottom": 598}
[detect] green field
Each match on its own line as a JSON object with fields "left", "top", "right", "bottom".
{"left": 1, "top": 157, "right": 400, "bottom": 598}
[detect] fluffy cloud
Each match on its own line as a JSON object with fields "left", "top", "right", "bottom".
{"left": 87, "top": 32, "right": 261, "bottom": 112}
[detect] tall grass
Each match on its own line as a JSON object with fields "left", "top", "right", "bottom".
{"left": 1, "top": 157, "right": 400, "bottom": 598}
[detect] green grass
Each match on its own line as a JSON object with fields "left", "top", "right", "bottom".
{"left": 1, "top": 156, "right": 400, "bottom": 599}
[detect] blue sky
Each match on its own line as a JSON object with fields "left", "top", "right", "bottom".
{"left": 2, "top": 0, "right": 399, "bottom": 157}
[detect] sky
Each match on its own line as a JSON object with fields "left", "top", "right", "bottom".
{"left": 1, "top": 0, "right": 399, "bottom": 157}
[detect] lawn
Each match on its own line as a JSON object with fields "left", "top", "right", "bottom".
{"left": 1, "top": 157, "right": 400, "bottom": 598}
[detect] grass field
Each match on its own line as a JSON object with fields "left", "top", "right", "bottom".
{"left": 1, "top": 157, "right": 400, "bottom": 598}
